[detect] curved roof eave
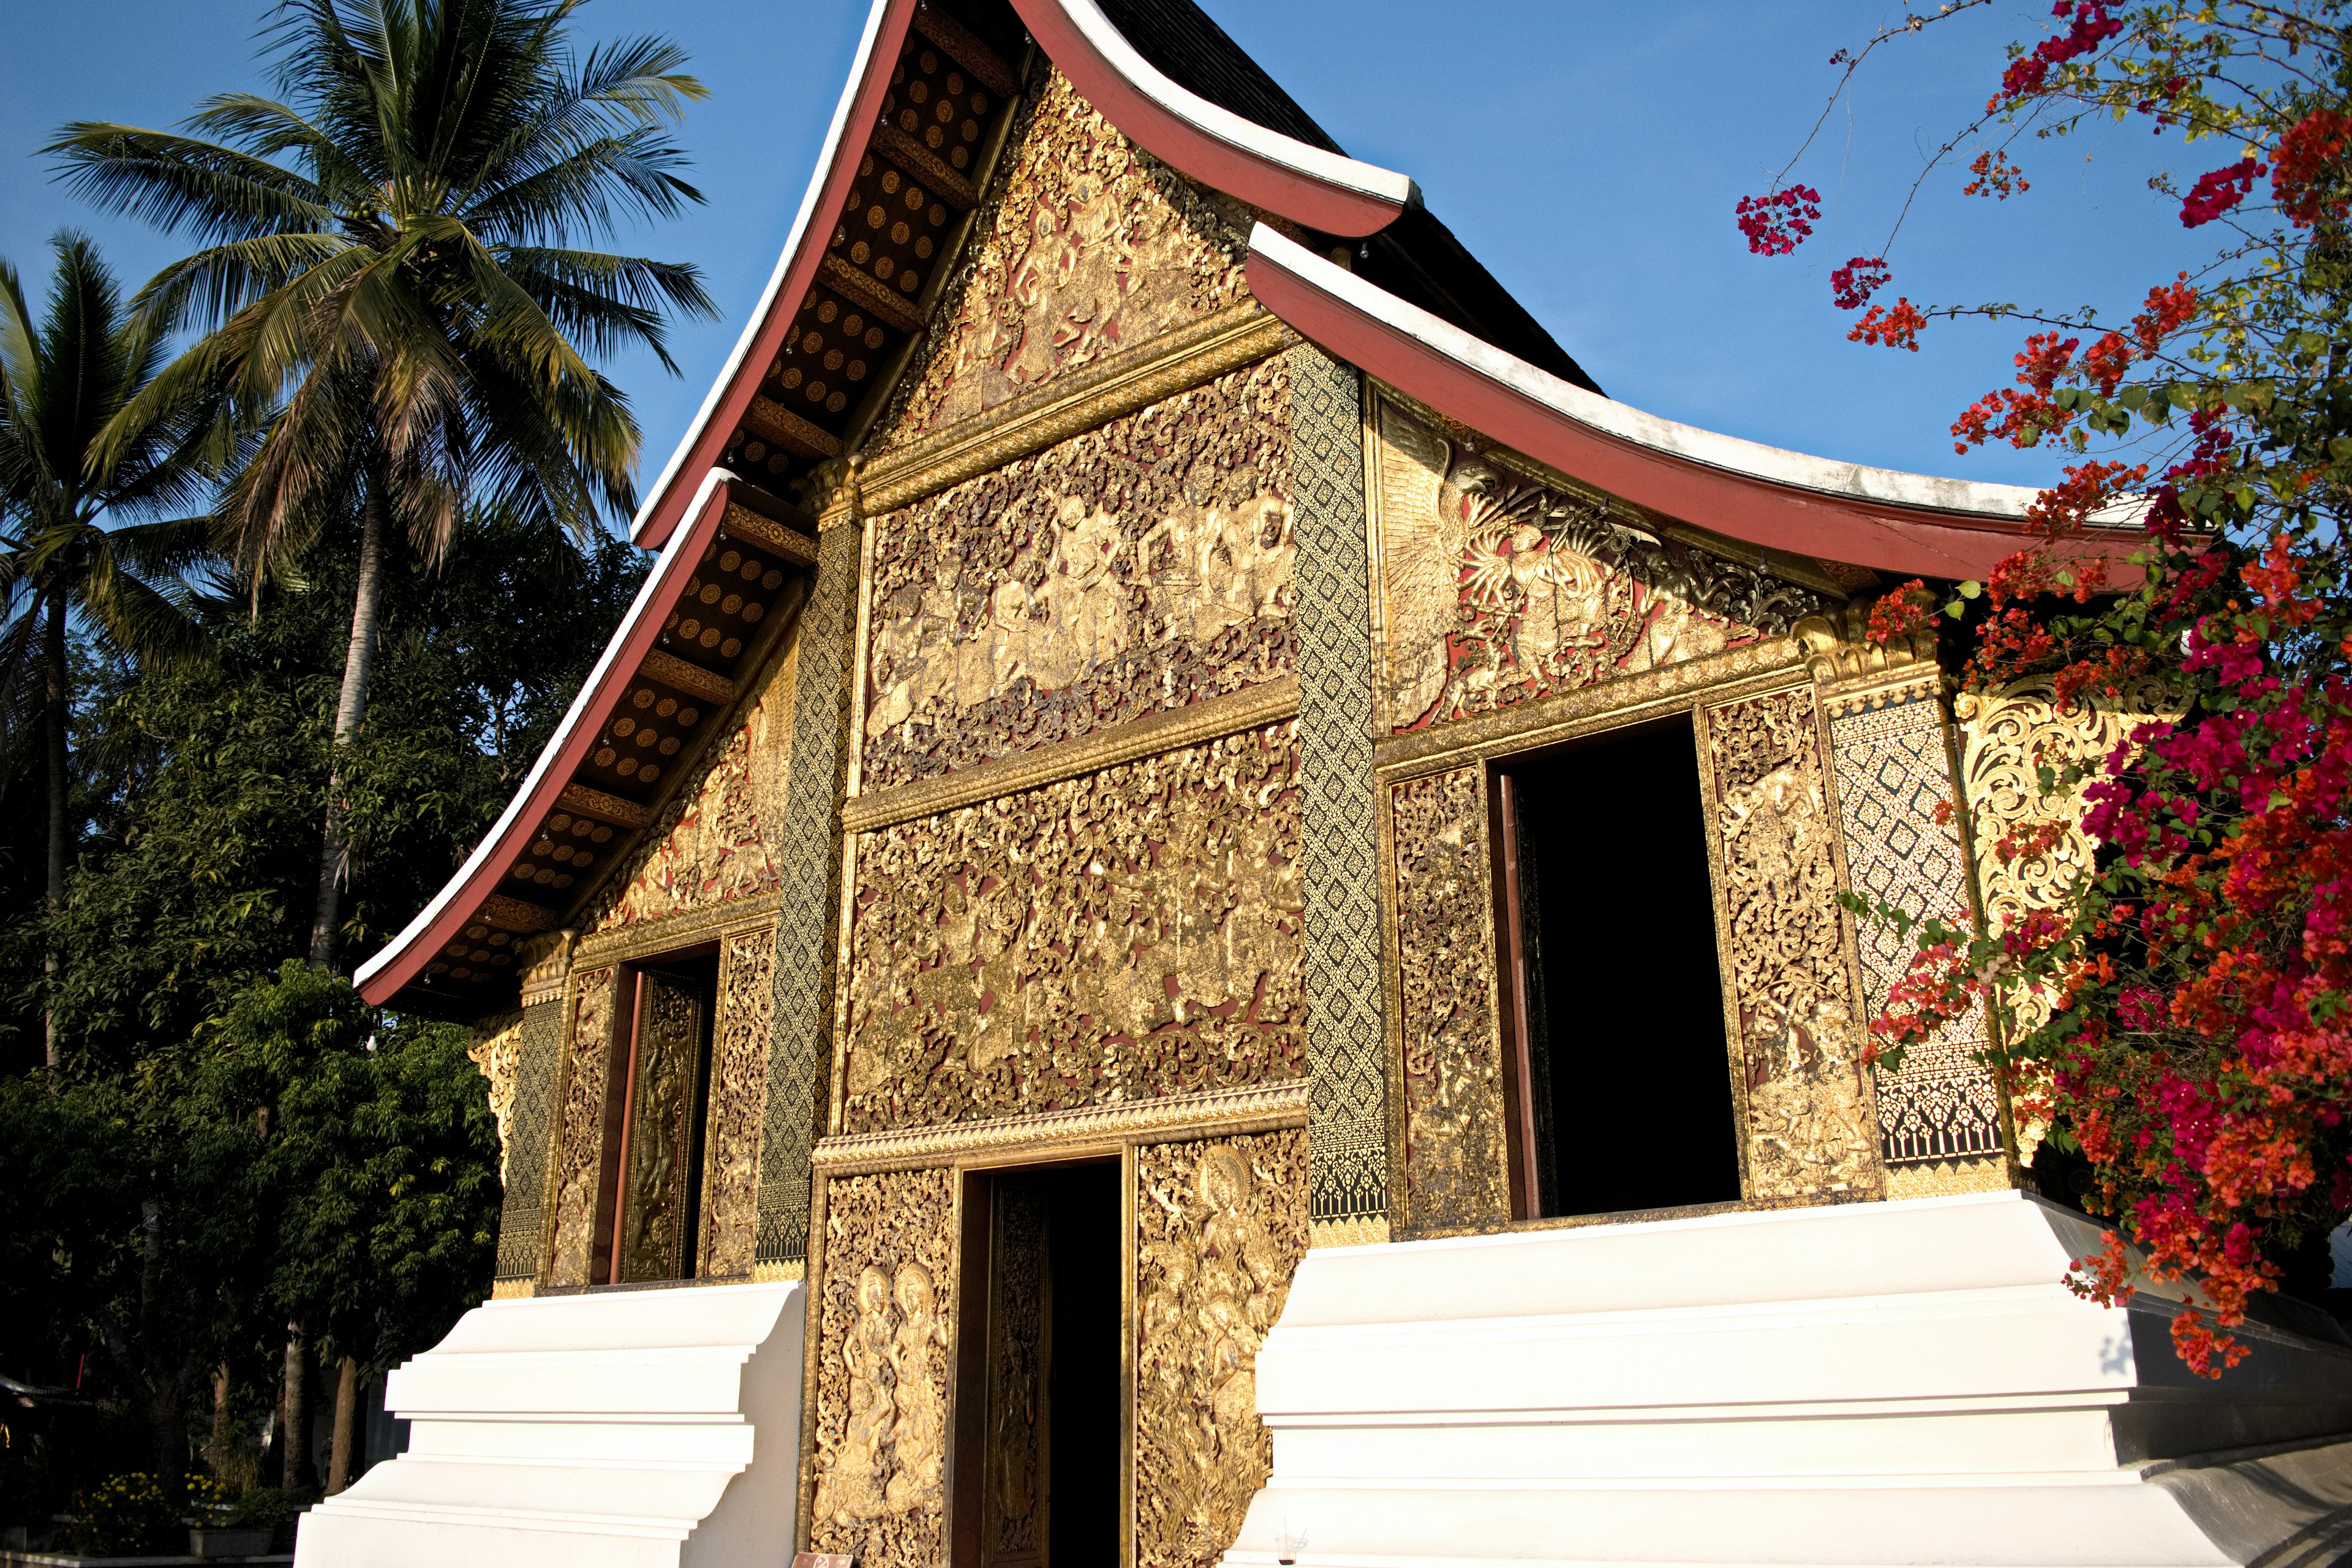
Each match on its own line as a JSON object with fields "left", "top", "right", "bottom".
{"left": 1244, "top": 223, "right": 2140, "bottom": 581}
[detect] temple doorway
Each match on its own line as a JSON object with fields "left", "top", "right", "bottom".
{"left": 954, "top": 1159, "right": 1122, "bottom": 1568}
{"left": 1498, "top": 720, "right": 1744, "bottom": 1218}
{"left": 599, "top": 951, "right": 718, "bottom": 1284}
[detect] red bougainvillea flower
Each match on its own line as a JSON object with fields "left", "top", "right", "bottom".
{"left": 2274, "top": 108, "right": 2352, "bottom": 225}
{"left": 1735, "top": 184, "right": 1823, "bottom": 256}
{"left": 1849, "top": 296, "right": 1926, "bottom": 350}
{"left": 2180, "top": 158, "right": 2266, "bottom": 227}
{"left": 1831, "top": 255, "right": 1892, "bottom": 310}
{"left": 1997, "top": 1, "right": 2125, "bottom": 105}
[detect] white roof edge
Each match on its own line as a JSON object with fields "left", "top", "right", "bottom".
{"left": 625, "top": 0, "right": 897, "bottom": 548}
{"left": 357, "top": 467, "right": 737, "bottom": 996}
{"left": 1249, "top": 223, "right": 2062, "bottom": 524}
{"left": 1054, "top": 0, "right": 1419, "bottom": 209}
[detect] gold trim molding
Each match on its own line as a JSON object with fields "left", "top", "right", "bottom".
{"left": 1371, "top": 639, "right": 1806, "bottom": 780}
{"left": 1796, "top": 601, "right": 1941, "bottom": 717}
{"left": 843, "top": 674, "right": 1300, "bottom": 832}
{"left": 516, "top": 930, "right": 579, "bottom": 1008}
{"left": 640, "top": 649, "right": 736, "bottom": 705}
{"left": 859, "top": 301, "right": 1297, "bottom": 514}
{"left": 811, "top": 1080, "right": 1311, "bottom": 1173}
{"left": 574, "top": 889, "right": 783, "bottom": 967}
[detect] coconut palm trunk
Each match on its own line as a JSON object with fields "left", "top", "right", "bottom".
{"left": 42, "top": 579, "right": 67, "bottom": 1074}
{"left": 307, "top": 484, "right": 384, "bottom": 969}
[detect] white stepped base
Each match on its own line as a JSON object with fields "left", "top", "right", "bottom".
{"left": 1224, "top": 1193, "right": 2352, "bottom": 1568}
{"left": 296, "top": 1281, "right": 804, "bottom": 1568}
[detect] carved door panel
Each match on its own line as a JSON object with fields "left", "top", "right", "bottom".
{"left": 615, "top": 970, "right": 707, "bottom": 1282}
{"left": 981, "top": 1177, "right": 1049, "bottom": 1568}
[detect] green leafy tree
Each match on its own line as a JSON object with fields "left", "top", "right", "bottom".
{"left": 0, "top": 234, "right": 219, "bottom": 1071}
{"left": 49, "top": 0, "right": 715, "bottom": 967}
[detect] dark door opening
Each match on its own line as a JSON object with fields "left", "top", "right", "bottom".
{"left": 957, "top": 1160, "right": 1122, "bottom": 1568}
{"left": 1499, "top": 719, "right": 1744, "bottom": 1219}
{"left": 597, "top": 951, "right": 718, "bottom": 1284}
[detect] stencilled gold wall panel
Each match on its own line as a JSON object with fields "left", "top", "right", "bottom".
{"left": 1135, "top": 1128, "right": 1308, "bottom": 1568}
{"left": 546, "top": 965, "right": 619, "bottom": 1287}
{"left": 1699, "top": 692, "right": 1882, "bottom": 1202}
{"left": 808, "top": 1167, "right": 958, "bottom": 1568}
{"left": 1387, "top": 767, "right": 1513, "bottom": 1232}
{"left": 842, "top": 723, "right": 1305, "bottom": 1134}
{"left": 884, "top": 68, "right": 1250, "bottom": 439}
{"left": 616, "top": 974, "right": 706, "bottom": 1282}
{"left": 700, "top": 926, "right": 776, "bottom": 1278}
{"left": 584, "top": 633, "right": 799, "bottom": 933}
{"left": 1371, "top": 397, "right": 1823, "bottom": 734}
{"left": 492, "top": 998, "right": 563, "bottom": 1282}
{"left": 862, "top": 359, "right": 1292, "bottom": 790}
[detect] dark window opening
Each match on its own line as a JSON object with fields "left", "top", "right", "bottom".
{"left": 1498, "top": 720, "right": 1743, "bottom": 1219}
{"left": 593, "top": 951, "right": 718, "bottom": 1284}
{"left": 955, "top": 1161, "right": 1122, "bottom": 1568}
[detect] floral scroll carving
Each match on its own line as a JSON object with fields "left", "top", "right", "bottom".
{"left": 617, "top": 974, "right": 704, "bottom": 1283}
{"left": 698, "top": 927, "right": 775, "bottom": 1278}
{"left": 843, "top": 723, "right": 1306, "bottom": 1134}
{"left": 1702, "top": 692, "right": 1881, "bottom": 1202}
{"left": 468, "top": 1011, "right": 524, "bottom": 1181}
{"left": 1375, "top": 400, "right": 1824, "bottom": 733}
{"left": 1389, "top": 767, "right": 1512, "bottom": 1232}
{"left": 863, "top": 360, "right": 1294, "bottom": 790}
{"left": 546, "top": 966, "right": 617, "bottom": 1287}
{"left": 810, "top": 1168, "right": 957, "bottom": 1568}
{"left": 1135, "top": 1129, "right": 1308, "bottom": 1568}
{"left": 889, "top": 69, "right": 1251, "bottom": 436}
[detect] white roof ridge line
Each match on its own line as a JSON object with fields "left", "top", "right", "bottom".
{"left": 1248, "top": 222, "right": 2079, "bottom": 526}
{"left": 1047, "top": 0, "right": 1419, "bottom": 209}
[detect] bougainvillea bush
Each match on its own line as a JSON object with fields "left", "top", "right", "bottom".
{"left": 1741, "top": 2, "right": 2352, "bottom": 1373}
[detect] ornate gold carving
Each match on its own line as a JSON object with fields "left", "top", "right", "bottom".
{"left": 911, "top": 0, "right": 1016, "bottom": 96}
{"left": 809, "top": 1168, "right": 957, "bottom": 1566}
{"left": 884, "top": 69, "right": 1253, "bottom": 438}
{"left": 1700, "top": 691, "right": 1882, "bottom": 1202}
{"left": 814, "top": 1081, "right": 1310, "bottom": 1172}
{"left": 617, "top": 973, "right": 706, "bottom": 1282}
{"left": 582, "top": 655, "right": 794, "bottom": 933}
{"left": 483, "top": 893, "right": 557, "bottom": 933}
{"left": 862, "top": 359, "right": 1295, "bottom": 790}
{"left": 860, "top": 304, "right": 1294, "bottom": 515}
{"left": 1373, "top": 398, "right": 1825, "bottom": 734}
{"left": 490, "top": 1278, "right": 536, "bottom": 1300}
{"left": 700, "top": 926, "right": 777, "bottom": 1278}
{"left": 745, "top": 393, "right": 844, "bottom": 459}
{"left": 724, "top": 501, "right": 819, "bottom": 566}
{"left": 842, "top": 723, "right": 1305, "bottom": 1134}
{"left": 1387, "top": 767, "right": 1512, "bottom": 1232}
{"left": 846, "top": 676, "right": 1297, "bottom": 833}
{"left": 1955, "top": 673, "right": 2179, "bottom": 1039}
{"left": 469, "top": 1012, "right": 525, "bottom": 1181}
{"left": 1796, "top": 599, "right": 1939, "bottom": 710}
{"left": 871, "top": 122, "right": 979, "bottom": 210}
{"left": 516, "top": 929, "right": 578, "bottom": 1007}
{"left": 557, "top": 783, "right": 650, "bottom": 830}
{"left": 546, "top": 966, "right": 618, "bottom": 1287}
{"left": 1308, "top": 1213, "right": 1389, "bottom": 1248}
{"left": 1135, "top": 1129, "right": 1308, "bottom": 1568}
{"left": 979, "top": 1178, "right": 1045, "bottom": 1568}
{"left": 640, "top": 648, "right": 736, "bottom": 704}
{"left": 823, "top": 252, "right": 927, "bottom": 334}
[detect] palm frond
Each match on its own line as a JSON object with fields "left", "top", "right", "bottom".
{"left": 43, "top": 124, "right": 329, "bottom": 244}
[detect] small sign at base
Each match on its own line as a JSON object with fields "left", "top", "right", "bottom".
{"left": 793, "top": 1555, "right": 854, "bottom": 1568}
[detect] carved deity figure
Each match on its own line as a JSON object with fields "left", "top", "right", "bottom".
{"left": 886, "top": 1261, "right": 948, "bottom": 1513}
{"left": 820, "top": 1265, "right": 899, "bottom": 1525}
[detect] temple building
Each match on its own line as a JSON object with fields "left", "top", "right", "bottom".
{"left": 301, "top": 2, "right": 2352, "bottom": 1566}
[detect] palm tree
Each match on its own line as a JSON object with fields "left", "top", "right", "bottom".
{"left": 51, "top": 0, "right": 716, "bottom": 968}
{"left": 0, "top": 233, "right": 217, "bottom": 1074}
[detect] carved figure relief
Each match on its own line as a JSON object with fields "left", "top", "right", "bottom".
{"left": 1389, "top": 768, "right": 1513, "bottom": 1232}
{"left": 810, "top": 1169, "right": 957, "bottom": 1568}
{"left": 1702, "top": 692, "right": 1881, "bottom": 1201}
{"left": 981, "top": 1180, "right": 1046, "bottom": 1568}
{"left": 617, "top": 974, "right": 706, "bottom": 1283}
{"left": 1136, "top": 1130, "right": 1308, "bottom": 1568}
{"left": 546, "top": 967, "right": 618, "bottom": 1287}
{"left": 864, "top": 361, "right": 1294, "bottom": 789}
{"left": 584, "top": 636, "right": 798, "bottom": 931}
{"left": 698, "top": 927, "right": 775, "bottom": 1278}
{"left": 468, "top": 1011, "right": 524, "bottom": 1181}
{"left": 843, "top": 723, "right": 1306, "bottom": 1133}
{"left": 888, "top": 69, "right": 1250, "bottom": 436}
{"left": 1374, "top": 400, "right": 1823, "bottom": 733}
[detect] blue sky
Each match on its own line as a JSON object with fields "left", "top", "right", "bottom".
{"left": 0, "top": 1, "right": 2210, "bottom": 516}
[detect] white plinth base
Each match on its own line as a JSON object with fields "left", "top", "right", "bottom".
{"left": 1226, "top": 1192, "right": 2352, "bottom": 1568}
{"left": 295, "top": 1281, "right": 804, "bottom": 1568}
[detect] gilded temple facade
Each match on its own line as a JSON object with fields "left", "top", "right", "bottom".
{"left": 311, "top": 5, "right": 2352, "bottom": 1568}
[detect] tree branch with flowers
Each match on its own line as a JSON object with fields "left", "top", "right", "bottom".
{"left": 1741, "top": 0, "right": 2352, "bottom": 1373}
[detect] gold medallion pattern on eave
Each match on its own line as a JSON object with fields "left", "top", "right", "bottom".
{"left": 843, "top": 723, "right": 1305, "bottom": 1134}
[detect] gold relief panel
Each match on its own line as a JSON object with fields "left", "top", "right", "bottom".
{"left": 1698, "top": 690, "right": 1883, "bottom": 1202}
{"left": 467, "top": 1011, "right": 524, "bottom": 1182}
{"left": 842, "top": 723, "right": 1306, "bottom": 1134}
{"left": 1134, "top": 1128, "right": 1308, "bottom": 1568}
{"left": 883, "top": 69, "right": 1251, "bottom": 440}
{"left": 862, "top": 359, "right": 1294, "bottom": 791}
{"left": 700, "top": 925, "right": 777, "bottom": 1278}
{"left": 1371, "top": 396, "right": 1826, "bottom": 735}
{"left": 546, "top": 966, "right": 619, "bottom": 1288}
{"left": 615, "top": 974, "right": 706, "bottom": 1283}
{"left": 1386, "top": 767, "right": 1513, "bottom": 1233}
{"left": 581, "top": 635, "right": 799, "bottom": 933}
{"left": 808, "top": 1167, "right": 959, "bottom": 1568}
